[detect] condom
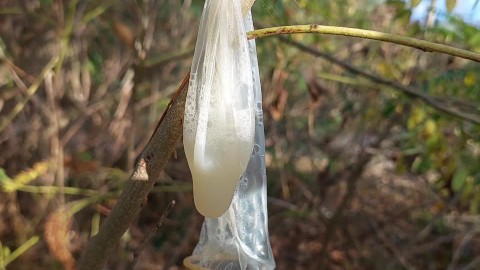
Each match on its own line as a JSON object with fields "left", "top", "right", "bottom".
{"left": 183, "top": 0, "right": 255, "bottom": 218}
{"left": 183, "top": 7, "right": 276, "bottom": 269}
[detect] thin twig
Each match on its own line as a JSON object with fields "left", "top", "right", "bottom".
{"left": 44, "top": 71, "right": 65, "bottom": 205}
{"left": 143, "top": 47, "right": 195, "bottom": 68}
{"left": 0, "top": 56, "right": 59, "bottom": 133}
{"left": 247, "top": 24, "right": 480, "bottom": 63}
{"left": 447, "top": 231, "right": 475, "bottom": 270}
{"left": 275, "top": 35, "right": 480, "bottom": 125}
{"left": 318, "top": 153, "right": 367, "bottom": 270}
{"left": 369, "top": 220, "right": 415, "bottom": 270}
{"left": 130, "top": 200, "right": 176, "bottom": 269}
{"left": 461, "top": 255, "right": 480, "bottom": 270}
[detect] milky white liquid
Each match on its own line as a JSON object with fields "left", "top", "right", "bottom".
{"left": 184, "top": 121, "right": 253, "bottom": 217}
{"left": 183, "top": 82, "right": 255, "bottom": 217}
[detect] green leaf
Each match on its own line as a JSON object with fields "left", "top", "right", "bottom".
{"left": 470, "top": 191, "right": 480, "bottom": 214}
{"left": 3, "top": 245, "right": 11, "bottom": 258}
{"left": 412, "top": 156, "right": 432, "bottom": 173}
{"left": 2, "top": 236, "right": 39, "bottom": 267}
{"left": 39, "top": 0, "right": 52, "bottom": 5}
{"left": 0, "top": 168, "right": 12, "bottom": 191}
{"left": 467, "top": 33, "right": 480, "bottom": 48}
{"left": 446, "top": 0, "right": 456, "bottom": 13}
{"left": 451, "top": 166, "right": 468, "bottom": 192}
{"left": 0, "top": 168, "right": 11, "bottom": 182}
{"left": 410, "top": 0, "right": 422, "bottom": 8}
{"left": 394, "top": 9, "right": 412, "bottom": 24}
{"left": 382, "top": 100, "right": 395, "bottom": 117}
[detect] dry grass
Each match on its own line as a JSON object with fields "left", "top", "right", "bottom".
{"left": 1, "top": 0, "right": 480, "bottom": 269}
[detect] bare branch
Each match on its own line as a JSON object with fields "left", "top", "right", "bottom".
{"left": 276, "top": 35, "right": 480, "bottom": 125}
{"left": 78, "top": 74, "right": 189, "bottom": 270}
{"left": 130, "top": 200, "right": 176, "bottom": 269}
{"left": 247, "top": 24, "right": 480, "bottom": 63}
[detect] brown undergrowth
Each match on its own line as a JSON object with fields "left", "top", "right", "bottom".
{"left": 1, "top": 0, "right": 480, "bottom": 269}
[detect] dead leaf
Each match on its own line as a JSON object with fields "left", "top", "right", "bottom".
{"left": 44, "top": 207, "right": 75, "bottom": 270}
{"left": 113, "top": 20, "right": 135, "bottom": 49}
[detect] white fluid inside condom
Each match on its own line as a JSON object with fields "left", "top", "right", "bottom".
{"left": 184, "top": 7, "right": 275, "bottom": 269}
{"left": 184, "top": 101, "right": 254, "bottom": 217}
{"left": 188, "top": 136, "right": 253, "bottom": 217}
{"left": 183, "top": 0, "right": 255, "bottom": 217}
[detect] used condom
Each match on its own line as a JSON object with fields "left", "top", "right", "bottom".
{"left": 184, "top": 6, "right": 276, "bottom": 270}
{"left": 183, "top": 0, "right": 255, "bottom": 218}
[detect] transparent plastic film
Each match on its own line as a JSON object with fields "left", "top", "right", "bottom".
{"left": 184, "top": 11, "right": 276, "bottom": 270}
{"left": 183, "top": 0, "right": 255, "bottom": 217}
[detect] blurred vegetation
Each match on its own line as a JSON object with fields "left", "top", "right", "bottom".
{"left": 1, "top": 0, "right": 480, "bottom": 269}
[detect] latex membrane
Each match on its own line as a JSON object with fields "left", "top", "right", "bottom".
{"left": 183, "top": 0, "right": 255, "bottom": 218}
{"left": 183, "top": 1, "right": 275, "bottom": 268}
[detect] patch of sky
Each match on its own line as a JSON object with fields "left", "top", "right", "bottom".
{"left": 408, "top": 0, "right": 480, "bottom": 26}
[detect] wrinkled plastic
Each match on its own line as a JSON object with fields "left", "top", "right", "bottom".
{"left": 183, "top": 0, "right": 255, "bottom": 218}
{"left": 184, "top": 11, "right": 276, "bottom": 270}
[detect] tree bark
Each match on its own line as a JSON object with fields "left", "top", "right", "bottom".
{"left": 78, "top": 74, "right": 189, "bottom": 270}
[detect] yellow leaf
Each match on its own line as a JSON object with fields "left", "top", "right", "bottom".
{"left": 377, "top": 62, "right": 394, "bottom": 78}
{"left": 395, "top": 104, "right": 404, "bottom": 113}
{"left": 12, "top": 161, "right": 49, "bottom": 186}
{"left": 464, "top": 71, "right": 476, "bottom": 86}
{"left": 422, "top": 119, "right": 437, "bottom": 138}
{"left": 410, "top": 0, "right": 422, "bottom": 7}
{"left": 407, "top": 107, "right": 426, "bottom": 130}
{"left": 2, "top": 161, "right": 50, "bottom": 192}
{"left": 446, "top": 0, "right": 456, "bottom": 13}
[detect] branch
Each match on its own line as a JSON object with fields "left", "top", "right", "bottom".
{"left": 130, "top": 200, "right": 176, "bottom": 268}
{"left": 247, "top": 24, "right": 480, "bottom": 63}
{"left": 78, "top": 74, "right": 189, "bottom": 270}
{"left": 275, "top": 35, "right": 480, "bottom": 125}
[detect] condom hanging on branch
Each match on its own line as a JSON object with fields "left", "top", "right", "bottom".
{"left": 183, "top": 0, "right": 256, "bottom": 218}
{"left": 183, "top": 0, "right": 275, "bottom": 269}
